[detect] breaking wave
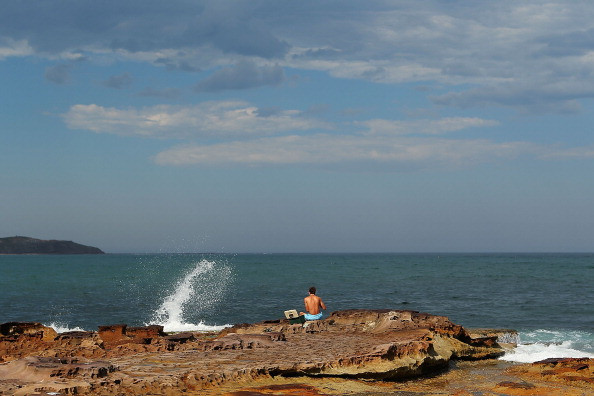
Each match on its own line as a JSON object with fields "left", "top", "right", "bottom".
{"left": 147, "top": 259, "right": 232, "bottom": 332}
{"left": 500, "top": 329, "right": 594, "bottom": 363}
{"left": 44, "top": 322, "right": 87, "bottom": 333}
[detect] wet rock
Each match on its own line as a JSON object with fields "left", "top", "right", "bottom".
{"left": 468, "top": 328, "right": 519, "bottom": 345}
{"left": 164, "top": 332, "right": 196, "bottom": 343}
{"left": 126, "top": 325, "right": 166, "bottom": 340}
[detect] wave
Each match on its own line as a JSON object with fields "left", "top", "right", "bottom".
{"left": 500, "top": 329, "right": 594, "bottom": 363}
{"left": 147, "top": 258, "right": 232, "bottom": 332}
{"left": 45, "top": 322, "right": 87, "bottom": 333}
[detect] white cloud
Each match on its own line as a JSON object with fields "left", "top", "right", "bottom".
{"left": 62, "top": 102, "right": 330, "bottom": 138}
{"left": 538, "top": 146, "right": 594, "bottom": 159}
{"left": 0, "top": 38, "right": 33, "bottom": 59}
{"left": 148, "top": 114, "right": 517, "bottom": 168}
{"left": 280, "top": 2, "right": 594, "bottom": 111}
{"left": 154, "top": 133, "right": 532, "bottom": 168}
{"left": 4, "top": 1, "right": 594, "bottom": 110}
{"left": 360, "top": 117, "right": 499, "bottom": 136}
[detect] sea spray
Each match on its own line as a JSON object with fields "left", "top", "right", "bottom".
{"left": 148, "top": 258, "right": 232, "bottom": 332}
{"left": 500, "top": 329, "right": 594, "bottom": 363}
{"left": 45, "top": 322, "right": 86, "bottom": 333}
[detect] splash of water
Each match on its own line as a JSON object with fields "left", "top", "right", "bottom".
{"left": 45, "top": 322, "right": 86, "bottom": 333}
{"left": 500, "top": 329, "right": 594, "bottom": 363}
{"left": 148, "top": 259, "right": 232, "bottom": 332}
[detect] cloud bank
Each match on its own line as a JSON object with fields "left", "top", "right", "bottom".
{"left": 6, "top": 1, "right": 594, "bottom": 171}
{"left": 3, "top": 1, "right": 594, "bottom": 113}
{"left": 154, "top": 134, "right": 529, "bottom": 169}
{"left": 63, "top": 102, "right": 329, "bottom": 139}
{"left": 63, "top": 100, "right": 557, "bottom": 169}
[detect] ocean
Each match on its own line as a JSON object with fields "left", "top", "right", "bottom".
{"left": 1, "top": 253, "right": 592, "bottom": 363}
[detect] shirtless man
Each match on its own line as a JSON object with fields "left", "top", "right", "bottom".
{"left": 300, "top": 286, "right": 326, "bottom": 320}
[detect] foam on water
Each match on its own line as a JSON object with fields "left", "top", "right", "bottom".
{"left": 45, "top": 322, "right": 87, "bottom": 333}
{"left": 147, "top": 258, "right": 232, "bottom": 332}
{"left": 500, "top": 329, "right": 594, "bottom": 363}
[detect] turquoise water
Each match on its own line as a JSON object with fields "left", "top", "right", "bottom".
{"left": 1, "top": 253, "right": 593, "bottom": 361}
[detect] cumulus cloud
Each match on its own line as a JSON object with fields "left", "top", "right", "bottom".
{"left": 5, "top": 1, "right": 594, "bottom": 117}
{"left": 62, "top": 101, "right": 329, "bottom": 138}
{"left": 194, "top": 61, "right": 284, "bottom": 92}
{"left": 0, "top": 0, "right": 594, "bottom": 111}
{"left": 280, "top": 2, "right": 594, "bottom": 111}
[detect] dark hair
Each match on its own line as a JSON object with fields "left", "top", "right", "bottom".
{"left": 309, "top": 286, "right": 316, "bottom": 294}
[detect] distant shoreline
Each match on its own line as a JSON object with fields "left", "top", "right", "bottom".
{"left": 0, "top": 236, "right": 104, "bottom": 255}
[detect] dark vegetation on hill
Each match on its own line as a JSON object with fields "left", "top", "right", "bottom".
{"left": 0, "top": 236, "right": 104, "bottom": 254}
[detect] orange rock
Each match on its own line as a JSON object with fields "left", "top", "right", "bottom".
{"left": 3, "top": 312, "right": 587, "bottom": 395}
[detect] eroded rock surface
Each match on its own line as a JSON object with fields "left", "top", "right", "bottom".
{"left": 499, "top": 357, "right": 594, "bottom": 395}
{"left": 0, "top": 311, "right": 589, "bottom": 395}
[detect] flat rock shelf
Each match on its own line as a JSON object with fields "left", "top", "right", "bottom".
{"left": 0, "top": 310, "right": 592, "bottom": 395}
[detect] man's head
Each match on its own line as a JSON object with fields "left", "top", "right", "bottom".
{"left": 309, "top": 286, "right": 316, "bottom": 295}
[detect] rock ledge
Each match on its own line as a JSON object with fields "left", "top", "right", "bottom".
{"left": 2, "top": 310, "right": 590, "bottom": 395}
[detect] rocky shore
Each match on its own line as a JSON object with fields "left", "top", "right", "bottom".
{"left": 0, "top": 310, "right": 592, "bottom": 395}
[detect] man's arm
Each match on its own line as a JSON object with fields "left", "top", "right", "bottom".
{"left": 319, "top": 298, "right": 326, "bottom": 310}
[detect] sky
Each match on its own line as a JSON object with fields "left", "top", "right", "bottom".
{"left": 2, "top": 0, "right": 594, "bottom": 253}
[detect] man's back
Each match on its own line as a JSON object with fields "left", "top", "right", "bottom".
{"left": 304, "top": 294, "right": 326, "bottom": 315}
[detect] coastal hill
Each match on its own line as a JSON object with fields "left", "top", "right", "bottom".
{"left": 0, "top": 236, "right": 105, "bottom": 254}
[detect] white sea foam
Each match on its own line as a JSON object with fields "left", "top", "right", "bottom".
{"left": 45, "top": 322, "right": 87, "bottom": 333}
{"left": 500, "top": 329, "right": 594, "bottom": 363}
{"left": 147, "top": 258, "right": 232, "bottom": 332}
{"left": 153, "top": 319, "right": 229, "bottom": 333}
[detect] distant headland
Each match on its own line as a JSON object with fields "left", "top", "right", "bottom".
{"left": 0, "top": 236, "right": 105, "bottom": 254}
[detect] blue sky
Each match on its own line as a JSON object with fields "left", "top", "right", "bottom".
{"left": 2, "top": 0, "right": 594, "bottom": 253}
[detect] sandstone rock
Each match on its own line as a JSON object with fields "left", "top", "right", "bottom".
{"left": 126, "top": 325, "right": 166, "bottom": 340}
{"left": 0, "top": 322, "right": 57, "bottom": 342}
{"left": 0, "top": 311, "right": 546, "bottom": 395}
{"left": 0, "top": 322, "right": 58, "bottom": 363}
{"left": 201, "top": 332, "right": 286, "bottom": 351}
{"left": 98, "top": 324, "right": 128, "bottom": 344}
{"left": 468, "top": 328, "right": 519, "bottom": 345}
{"left": 98, "top": 324, "right": 166, "bottom": 347}
{"left": 0, "top": 355, "right": 117, "bottom": 396}
{"left": 507, "top": 357, "right": 594, "bottom": 385}
{"left": 164, "top": 332, "right": 196, "bottom": 343}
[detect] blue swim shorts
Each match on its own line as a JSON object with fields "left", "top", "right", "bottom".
{"left": 304, "top": 312, "right": 323, "bottom": 321}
